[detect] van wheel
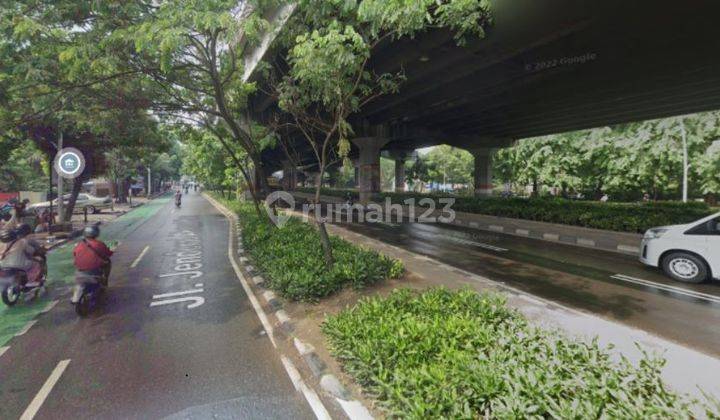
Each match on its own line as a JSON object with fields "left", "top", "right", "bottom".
{"left": 86, "top": 205, "right": 97, "bottom": 214}
{"left": 662, "top": 252, "right": 709, "bottom": 284}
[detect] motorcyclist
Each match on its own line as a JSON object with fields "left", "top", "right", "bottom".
{"left": 73, "top": 225, "right": 113, "bottom": 286}
{"left": 175, "top": 189, "right": 182, "bottom": 206}
{"left": 0, "top": 224, "right": 46, "bottom": 286}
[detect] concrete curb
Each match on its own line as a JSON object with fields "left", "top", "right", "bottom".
{"left": 203, "top": 193, "right": 373, "bottom": 420}
{"left": 291, "top": 192, "right": 644, "bottom": 256}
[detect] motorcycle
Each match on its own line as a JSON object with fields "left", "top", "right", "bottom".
{"left": 0, "top": 258, "right": 47, "bottom": 306}
{"left": 175, "top": 196, "right": 182, "bottom": 208}
{"left": 71, "top": 270, "right": 107, "bottom": 317}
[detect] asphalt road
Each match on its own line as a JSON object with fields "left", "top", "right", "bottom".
{"left": 0, "top": 192, "right": 315, "bottom": 420}
{"left": 326, "top": 210, "right": 720, "bottom": 358}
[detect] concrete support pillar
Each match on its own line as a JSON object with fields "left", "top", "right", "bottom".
{"left": 471, "top": 148, "right": 496, "bottom": 197}
{"left": 351, "top": 159, "right": 359, "bottom": 188}
{"left": 394, "top": 159, "right": 406, "bottom": 192}
{"left": 385, "top": 149, "right": 413, "bottom": 192}
{"left": 282, "top": 160, "right": 297, "bottom": 191}
{"left": 327, "top": 166, "right": 340, "bottom": 188}
{"left": 351, "top": 137, "right": 389, "bottom": 204}
{"left": 306, "top": 172, "right": 320, "bottom": 188}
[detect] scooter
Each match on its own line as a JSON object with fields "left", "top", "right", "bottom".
{"left": 71, "top": 270, "right": 107, "bottom": 317}
{"left": 175, "top": 197, "right": 182, "bottom": 208}
{"left": 0, "top": 258, "right": 47, "bottom": 306}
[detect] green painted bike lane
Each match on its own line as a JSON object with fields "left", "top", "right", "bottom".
{"left": 0, "top": 196, "right": 170, "bottom": 347}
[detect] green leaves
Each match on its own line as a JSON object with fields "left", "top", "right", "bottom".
{"left": 215, "top": 195, "right": 404, "bottom": 301}
{"left": 323, "top": 288, "right": 706, "bottom": 419}
{"left": 495, "top": 111, "right": 720, "bottom": 200}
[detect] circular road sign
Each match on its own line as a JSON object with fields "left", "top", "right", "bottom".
{"left": 54, "top": 147, "right": 86, "bottom": 179}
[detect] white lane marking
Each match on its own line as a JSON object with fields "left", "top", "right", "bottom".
{"left": 281, "top": 357, "right": 332, "bottom": 420}
{"left": 378, "top": 221, "right": 400, "bottom": 228}
{"left": 149, "top": 296, "right": 205, "bottom": 309}
{"left": 151, "top": 288, "right": 204, "bottom": 300}
{"left": 130, "top": 245, "right": 150, "bottom": 268}
{"left": 206, "top": 196, "right": 277, "bottom": 348}
{"left": 16, "top": 320, "right": 37, "bottom": 337}
{"left": 41, "top": 300, "right": 58, "bottom": 314}
{"left": 19, "top": 359, "right": 71, "bottom": 420}
{"left": 442, "top": 235, "right": 508, "bottom": 252}
{"left": 205, "top": 194, "right": 334, "bottom": 419}
{"left": 0, "top": 346, "right": 8, "bottom": 358}
{"left": 611, "top": 274, "right": 720, "bottom": 304}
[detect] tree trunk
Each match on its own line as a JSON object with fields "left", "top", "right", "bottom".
{"left": 63, "top": 177, "right": 83, "bottom": 222}
{"left": 116, "top": 179, "right": 127, "bottom": 203}
{"left": 110, "top": 178, "right": 118, "bottom": 201}
{"left": 314, "top": 166, "right": 334, "bottom": 267}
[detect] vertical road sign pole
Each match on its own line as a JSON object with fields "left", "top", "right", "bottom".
{"left": 57, "top": 131, "right": 64, "bottom": 223}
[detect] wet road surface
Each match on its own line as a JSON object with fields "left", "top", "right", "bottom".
{"left": 324, "top": 209, "right": 720, "bottom": 357}
{"left": 0, "top": 193, "right": 314, "bottom": 419}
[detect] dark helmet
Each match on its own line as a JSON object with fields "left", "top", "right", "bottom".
{"left": 0, "top": 229, "right": 17, "bottom": 243}
{"left": 16, "top": 224, "right": 31, "bottom": 238}
{"left": 83, "top": 225, "right": 100, "bottom": 239}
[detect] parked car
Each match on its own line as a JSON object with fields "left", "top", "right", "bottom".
{"left": 640, "top": 212, "right": 720, "bottom": 283}
{"left": 28, "top": 193, "right": 112, "bottom": 215}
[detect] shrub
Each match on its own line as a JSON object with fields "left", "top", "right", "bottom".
{"left": 323, "top": 288, "right": 712, "bottom": 419}
{"left": 216, "top": 194, "right": 403, "bottom": 301}
{"left": 296, "top": 188, "right": 714, "bottom": 233}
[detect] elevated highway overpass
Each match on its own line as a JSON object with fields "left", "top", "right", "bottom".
{"left": 248, "top": 0, "right": 720, "bottom": 201}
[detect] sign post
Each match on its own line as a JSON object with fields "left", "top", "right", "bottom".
{"left": 53, "top": 146, "right": 86, "bottom": 224}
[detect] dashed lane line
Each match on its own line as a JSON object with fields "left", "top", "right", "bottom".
{"left": 442, "top": 235, "right": 509, "bottom": 252}
{"left": 41, "top": 300, "right": 58, "bottom": 314}
{"left": 15, "top": 320, "right": 37, "bottom": 337}
{"left": 19, "top": 359, "right": 71, "bottom": 420}
{"left": 611, "top": 274, "right": 720, "bottom": 304}
{"left": 130, "top": 245, "right": 150, "bottom": 268}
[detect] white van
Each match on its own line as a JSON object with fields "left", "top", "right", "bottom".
{"left": 640, "top": 212, "right": 720, "bottom": 283}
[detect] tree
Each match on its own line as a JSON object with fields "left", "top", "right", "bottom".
{"left": 493, "top": 111, "right": 720, "bottom": 201}
{"left": 112, "top": 0, "right": 281, "bottom": 216}
{"left": 424, "top": 145, "right": 473, "bottom": 187}
{"left": 0, "top": 1, "right": 166, "bottom": 220}
{"left": 0, "top": 140, "right": 48, "bottom": 192}
{"left": 272, "top": 0, "right": 493, "bottom": 265}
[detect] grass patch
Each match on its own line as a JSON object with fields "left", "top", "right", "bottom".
{"left": 323, "top": 288, "right": 714, "bottom": 418}
{"left": 215, "top": 194, "right": 403, "bottom": 301}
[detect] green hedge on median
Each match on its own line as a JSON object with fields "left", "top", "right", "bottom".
{"left": 323, "top": 288, "right": 713, "bottom": 419}
{"left": 297, "top": 188, "right": 713, "bottom": 233}
{"left": 217, "top": 195, "right": 403, "bottom": 301}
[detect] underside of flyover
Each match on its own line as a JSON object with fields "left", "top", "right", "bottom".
{"left": 251, "top": 0, "right": 720, "bottom": 200}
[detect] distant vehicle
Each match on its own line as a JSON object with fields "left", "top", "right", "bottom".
{"left": 0, "top": 201, "right": 12, "bottom": 221}
{"left": 29, "top": 194, "right": 112, "bottom": 214}
{"left": 640, "top": 213, "right": 720, "bottom": 283}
